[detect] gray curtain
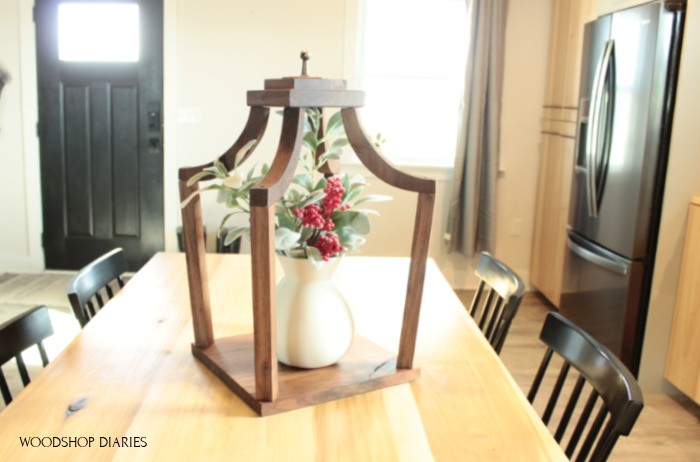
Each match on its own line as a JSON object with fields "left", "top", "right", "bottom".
{"left": 448, "top": 0, "right": 508, "bottom": 256}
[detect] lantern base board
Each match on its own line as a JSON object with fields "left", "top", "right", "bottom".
{"left": 192, "top": 334, "right": 420, "bottom": 416}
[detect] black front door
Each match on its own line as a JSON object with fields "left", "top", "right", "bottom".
{"left": 35, "top": 0, "right": 163, "bottom": 270}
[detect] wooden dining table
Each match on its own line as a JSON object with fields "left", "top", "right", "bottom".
{"left": 0, "top": 252, "right": 566, "bottom": 461}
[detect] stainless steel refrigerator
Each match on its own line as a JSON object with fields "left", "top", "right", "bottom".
{"left": 560, "top": 0, "right": 685, "bottom": 375}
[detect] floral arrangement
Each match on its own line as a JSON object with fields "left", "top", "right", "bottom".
{"left": 181, "top": 108, "right": 389, "bottom": 265}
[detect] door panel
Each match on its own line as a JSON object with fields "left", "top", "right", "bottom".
{"left": 36, "top": 0, "right": 163, "bottom": 270}
{"left": 570, "top": 4, "right": 665, "bottom": 259}
{"left": 560, "top": 230, "right": 644, "bottom": 372}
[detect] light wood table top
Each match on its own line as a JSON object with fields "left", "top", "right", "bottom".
{"left": 0, "top": 253, "right": 565, "bottom": 461}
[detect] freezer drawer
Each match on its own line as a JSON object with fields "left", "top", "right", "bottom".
{"left": 560, "top": 230, "right": 645, "bottom": 372}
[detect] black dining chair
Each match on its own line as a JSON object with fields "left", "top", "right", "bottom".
{"left": 0, "top": 305, "right": 54, "bottom": 405}
{"left": 67, "top": 247, "right": 128, "bottom": 328}
{"left": 527, "top": 311, "right": 644, "bottom": 461}
{"left": 467, "top": 251, "right": 525, "bottom": 354}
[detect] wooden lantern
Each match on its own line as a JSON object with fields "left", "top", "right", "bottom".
{"left": 178, "top": 53, "right": 436, "bottom": 416}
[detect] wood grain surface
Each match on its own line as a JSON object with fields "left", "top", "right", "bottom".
{"left": 0, "top": 254, "right": 566, "bottom": 461}
{"left": 665, "top": 199, "right": 700, "bottom": 403}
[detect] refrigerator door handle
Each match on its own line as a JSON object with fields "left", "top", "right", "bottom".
{"left": 567, "top": 230, "right": 629, "bottom": 276}
{"left": 585, "top": 39, "right": 615, "bottom": 217}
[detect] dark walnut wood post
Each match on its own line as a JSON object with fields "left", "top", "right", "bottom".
{"left": 341, "top": 108, "right": 436, "bottom": 370}
{"left": 178, "top": 106, "right": 270, "bottom": 348}
{"left": 248, "top": 107, "right": 305, "bottom": 401}
{"left": 178, "top": 63, "right": 437, "bottom": 415}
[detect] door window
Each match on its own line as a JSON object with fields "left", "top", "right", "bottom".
{"left": 58, "top": 3, "right": 140, "bottom": 62}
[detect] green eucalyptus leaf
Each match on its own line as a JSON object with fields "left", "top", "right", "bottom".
{"left": 329, "top": 137, "right": 349, "bottom": 150}
{"left": 349, "top": 174, "right": 367, "bottom": 187}
{"left": 234, "top": 139, "right": 257, "bottom": 168}
{"left": 292, "top": 173, "right": 314, "bottom": 191}
{"left": 275, "top": 227, "right": 302, "bottom": 250}
{"left": 318, "top": 152, "right": 341, "bottom": 163}
{"left": 277, "top": 211, "right": 297, "bottom": 230}
{"left": 374, "top": 132, "right": 387, "bottom": 146}
{"left": 208, "top": 184, "right": 226, "bottom": 192}
{"left": 356, "top": 208, "right": 380, "bottom": 216}
{"left": 287, "top": 188, "right": 303, "bottom": 205}
{"left": 325, "top": 124, "right": 345, "bottom": 139}
{"left": 305, "top": 246, "right": 323, "bottom": 267}
{"left": 331, "top": 210, "right": 355, "bottom": 229}
{"left": 186, "top": 170, "right": 216, "bottom": 187}
{"left": 224, "top": 226, "right": 249, "bottom": 245}
{"left": 354, "top": 194, "right": 393, "bottom": 205}
{"left": 218, "top": 211, "right": 245, "bottom": 233}
{"left": 337, "top": 227, "right": 366, "bottom": 251}
{"left": 313, "top": 177, "right": 328, "bottom": 191}
{"left": 299, "top": 189, "right": 327, "bottom": 208}
{"left": 216, "top": 188, "right": 228, "bottom": 205}
{"left": 342, "top": 187, "right": 363, "bottom": 205}
{"left": 234, "top": 195, "right": 249, "bottom": 211}
{"left": 303, "top": 131, "right": 318, "bottom": 151}
{"left": 341, "top": 173, "right": 351, "bottom": 191}
{"left": 275, "top": 203, "right": 289, "bottom": 216}
{"left": 180, "top": 190, "right": 202, "bottom": 208}
{"left": 285, "top": 248, "right": 308, "bottom": 259}
{"left": 299, "top": 226, "right": 315, "bottom": 242}
{"left": 326, "top": 111, "right": 344, "bottom": 134}
{"left": 306, "top": 108, "right": 321, "bottom": 131}
{"left": 213, "top": 159, "right": 228, "bottom": 177}
{"left": 182, "top": 183, "right": 226, "bottom": 208}
{"left": 246, "top": 165, "right": 257, "bottom": 181}
{"left": 348, "top": 212, "right": 371, "bottom": 235}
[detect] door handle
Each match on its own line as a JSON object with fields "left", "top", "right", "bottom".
{"left": 586, "top": 39, "right": 615, "bottom": 218}
{"left": 147, "top": 102, "right": 161, "bottom": 132}
{"left": 147, "top": 102, "right": 161, "bottom": 154}
{"left": 567, "top": 230, "right": 629, "bottom": 276}
{"left": 149, "top": 137, "right": 161, "bottom": 154}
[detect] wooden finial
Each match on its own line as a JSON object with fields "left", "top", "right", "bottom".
{"left": 300, "top": 50, "right": 310, "bottom": 77}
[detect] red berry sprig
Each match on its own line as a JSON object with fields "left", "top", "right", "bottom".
{"left": 320, "top": 176, "right": 345, "bottom": 217}
{"left": 293, "top": 204, "right": 325, "bottom": 229}
{"left": 311, "top": 232, "right": 346, "bottom": 261}
{"left": 291, "top": 176, "right": 350, "bottom": 260}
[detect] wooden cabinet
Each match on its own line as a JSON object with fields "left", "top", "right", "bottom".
{"left": 530, "top": 134, "right": 575, "bottom": 305}
{"left": 597, "top": 0, "right": 649, "bottom": 16}
{"left": 530, "top": 0, "right": 596, "bottom": 306}
{"left": 543, "top": 0, "right": 598, "bottom": 116}
{"left": 665, "top": 198, "right": 700, "bottom": 404}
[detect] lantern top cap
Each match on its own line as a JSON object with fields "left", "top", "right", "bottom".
{"left": 266, "top": 50, "right": 346, "bottom": 90}
{"left": 300, "top": 50, "right": 311, "bottom": 77}
{"left": 246, "top": 51, "right": 364, "bottom": 108}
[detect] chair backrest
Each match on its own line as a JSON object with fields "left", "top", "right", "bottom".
{"left": 468, "top": 251, "right": 525, "bottom": 354}
{"left": 527, "top": 312, "right": 644, "bottom": 461}
{"left": 67, "top": 248, "right": 128, "bottom": 328}
{"left": 0, "top": 305, "right": 54, "bottom": 405}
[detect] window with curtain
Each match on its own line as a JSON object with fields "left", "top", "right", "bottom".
{"left": 357, "top": 0, "right": 469, "bottom": 167}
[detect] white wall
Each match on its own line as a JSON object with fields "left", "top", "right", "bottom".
{"left": 165, "top": 0, "right": 350, "bottom": 255}
{"left": 167, "top": 0, "right": 552, "bottom": 289}
{"left": 496, "top": 0, "right": 552, "bottom": 285}
{"left": 2, "top": 0, "right": 550, "bottom": 292}
{"left": 0, "top": 0, "right": 42, "bottom": 271}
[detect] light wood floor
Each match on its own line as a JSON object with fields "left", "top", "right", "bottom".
{"left": 456, "top": 289, "right": 700, "bottom": 461}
